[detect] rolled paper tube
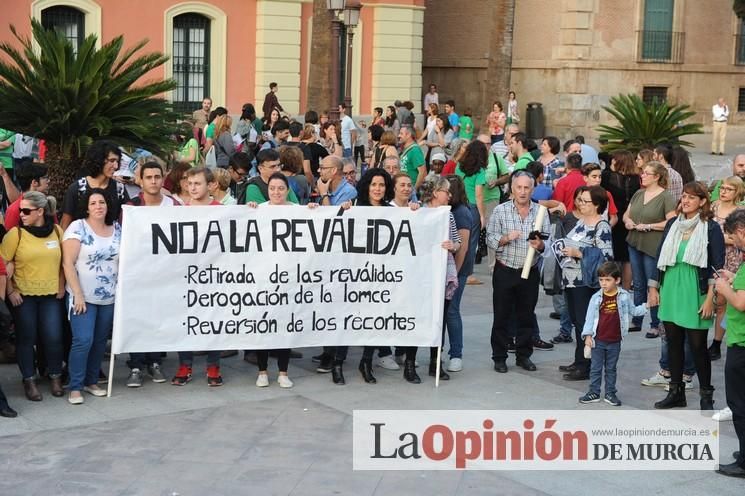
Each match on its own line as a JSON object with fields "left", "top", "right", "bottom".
{"left": 521, "top": 204, "right": 547, "bottom": 279}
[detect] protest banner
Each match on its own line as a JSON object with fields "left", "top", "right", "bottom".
{"left": 111, "top": 204, "right": 449, "bottom": 358}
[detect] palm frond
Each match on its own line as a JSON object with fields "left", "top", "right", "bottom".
{"left": 597, "top": 94, "right": 702, "bottom": 153}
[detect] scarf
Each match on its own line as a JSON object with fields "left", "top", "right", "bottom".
{"left": 22, "top": 216, "right": 55, "bottom": 238}
{"left": 656, "top": 213, "right": 708, "bottom": 271}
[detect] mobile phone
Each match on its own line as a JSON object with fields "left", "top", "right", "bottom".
{"left": 712, "top": 266, "right": 722, "bottom": 278}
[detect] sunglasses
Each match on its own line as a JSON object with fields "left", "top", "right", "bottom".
{"left": 20, "top": 207, "right": 41, "bottom": 215}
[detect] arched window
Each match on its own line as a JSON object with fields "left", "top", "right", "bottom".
{"left": 173, "top": 13, "right": 210, "bottom": 115}
{"left": 41, "top": 5, "right": 84, "bottom": 53}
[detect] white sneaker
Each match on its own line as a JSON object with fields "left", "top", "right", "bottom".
{"left": 377, "top": 356, "right": 400, "bottom": 370}
{"left": 664, "top": 380, "right": 694, "bottom": 391}
{"left": 712, "top": 407, "right": 733, "bottom": 422}
{"left": 641, "top": 372, "right": 670, "bottom": 387}
{"left": 68, "top": 392, "right": 84, "bottom": 405}
{"left": 447, "top": 358, "right": 463, "bottom": 372}
{"left": 255, "top": 374, "right": 269, "bottom": 387}
{"left": 277, "top": 375, "right": 294, "bottom": 388}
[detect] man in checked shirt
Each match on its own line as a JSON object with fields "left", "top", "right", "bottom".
{"left": 486, "top": 171, "right": 551, "bottom": 373}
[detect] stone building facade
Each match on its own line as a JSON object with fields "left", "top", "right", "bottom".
{"left": 424, "top": 0, "right": 745, "bottom": 139}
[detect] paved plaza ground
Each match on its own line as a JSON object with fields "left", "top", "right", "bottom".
{"left": 0, "top": 131, "right": 744, "bottom": 495}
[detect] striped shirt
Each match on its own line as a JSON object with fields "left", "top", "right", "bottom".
{"left": 486, "top": 200, "right": 551, "bottom": 269}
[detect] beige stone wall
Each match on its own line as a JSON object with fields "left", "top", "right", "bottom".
{"left": 370, "top": 4, "right": 424, "bottom": 112}
{"left": 255, "top": 0, "right": 308, "bottom": 114}
{"left": 510, "top": 0, "right": 745, "bottom": 140}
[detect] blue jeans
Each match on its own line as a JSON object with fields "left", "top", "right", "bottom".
{"left": 553, "top": 293, "right": 573, "bottom": 336}
{"left": 68, "top": 298, "right": 114, "bottom": 391}
{"left": 446, "top": 273, "right": 468, "bottom": 358}
{"left": 659, "top": 329, "right": 696, "bottom": 376}
{"left": 13, "top": 295, "right": 63, "bottom": 379}
{"left": 343, "top": 148, "right": 353, "bottom": 158}
{"left": 589, "top": 340, "right": 621, "bottom": 395}
{"left": 178, "top": 351, "right": 220, "bottom": 366}
{"left": 628, "top": 245, "right": 659, "bottom": 329}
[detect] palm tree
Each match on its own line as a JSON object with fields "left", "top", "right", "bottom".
{"left": 0, "top": 19, "right": 179, "bottom": 199}
{"left": 597, "top": 94, "right": 703, "bottom": 153}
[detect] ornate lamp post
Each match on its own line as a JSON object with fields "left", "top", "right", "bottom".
{"left": 326, "top": 0, "right": 346, "bottom": 121}
{"left": 342, "top": 0, "right": 361, "bottom": 116}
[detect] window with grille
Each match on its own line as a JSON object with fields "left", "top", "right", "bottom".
{"left": 738, "top": 88, "right": 745, "bottom": 112}
{"left": 41, "top": 6, "right": 84, "bottom": 54}
{"left": 642, "top": 86, "right": 668, "bottom": 105}
{"left": 173, "top": 13, "right": 210, "bottom": 115}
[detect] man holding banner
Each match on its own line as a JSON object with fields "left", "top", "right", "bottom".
{"left": 125, "top": 162, "right": 178, "bottom": 388}
{"left": 486, "top": 171, "right": 550, "bottom": 373}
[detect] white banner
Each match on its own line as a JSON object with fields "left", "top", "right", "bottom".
{"left": 111, "top": 205, "right": 449, "bottom": 353}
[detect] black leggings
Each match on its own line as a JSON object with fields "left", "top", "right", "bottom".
{"left": 256, "top": 349, "right": 290, "bottom": 372}
{"left": 664, "top": 322, "right": 710, "bottom": 388}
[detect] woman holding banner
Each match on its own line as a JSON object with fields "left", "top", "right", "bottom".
{"left": 419, "top": 175, "right": 461, "bottom": 382}
{"left": 328, "top": 169, "right": 395, "bottom": 385}
{"left": 62, "top": 189, "right": 121, "bottom": 404}
{"left": 0, "top": 191, "right": 65, "bottom": 402}
{"left": 247, "top": 173, "right": 298, "bottom": 388}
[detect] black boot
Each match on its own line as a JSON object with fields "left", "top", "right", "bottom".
{"left": 654, "top": 383, "right": 687, "bottom": 409}
{"left": 403, "top": 359, "right": 421, "bottom": 384}
{"left": 331, "top": 360, "right": 345, "bottom": 385}
{"left": 429, "top": 348, "right": 450, "bottom": 380}
{"left": 700, "top": 386, "right": 715, "bottom": 411}
{"left": 708, "top": 341, "right": 722, "bottom": 361}
{"left": 358, "top": 359, "right": 377, "bottom": 384}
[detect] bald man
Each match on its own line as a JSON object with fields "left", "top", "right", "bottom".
{"left": 316, "top": 155, "right": 358, "bottom": 206}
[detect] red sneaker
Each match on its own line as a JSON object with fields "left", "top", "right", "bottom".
{"left": 206, "top": 365, "right": 223, "bottom": 387}
{"left": 171, "top": 365, "right": 192, "bottom": 386}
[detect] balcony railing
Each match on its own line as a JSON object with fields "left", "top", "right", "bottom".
{"left": 735, "top": 34, "right": 745, "bottom": 65}
{"left": 637, "top": 30, "right": 685, "bottom": 64}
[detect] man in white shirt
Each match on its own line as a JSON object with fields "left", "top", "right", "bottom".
{"left": 490, "top": 123, "right": 519, "bottom": 168}
{"left": 423, "top": 84, "right": 438, "bottom": 113}
{"left": 338, "top": 103, "right": 357, "bottom": 159}
{"left": 712, "top": 97, "right": 729, "bottom": 156}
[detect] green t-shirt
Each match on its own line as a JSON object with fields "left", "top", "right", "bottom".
{"left": 458, "top": 116, "right": 474, "bottom": 140}
{"left": 726, "top": 263, "right": 745, "bottom": 347}
{"left": 483, "top": 152, "right": 508, "bottom": 203}
{"left": 455, "top": 164, "right": 487, "bottom": 205}
{"left": 400, "top": 143, "right": 425, "bottom": 185}
{"left": 711, "top": 180, "right": 722, "bottom": 202}
{"left": 0, "top": 129, "right": 15, "bottom": 169}
{"left": 180, "top": 138, "right": 200, "bottom": 167}
{"left": 206, "top": 123, "right": 216, "bottom": 140}
{"left": 513, "top": 152, "right": 533, "bottom": 171}
{"left": 245, "top": 183, "right": 299, "bottom": 204}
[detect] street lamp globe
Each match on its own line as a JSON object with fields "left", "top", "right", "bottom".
{"left": 343, "top": 0, "right": 361, "bottom": 27}
{"left": 326, "top": 0, "right": 346, "bottom": 12}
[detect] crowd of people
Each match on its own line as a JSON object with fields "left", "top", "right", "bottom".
{"left": 0, "top": 88, "right": 743, "bottom": 479}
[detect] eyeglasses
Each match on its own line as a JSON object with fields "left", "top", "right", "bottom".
{"left": 640, "top": 171, "right": 658, "bottom": 177}
{"left": 720, "top": 186, "right": 737, "bottom": 193}
{"left": 20, "top": 207, "right": 41, "bottom": 215}
{"left": 344, "top": 170, "right": 356, "bottom": 176}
